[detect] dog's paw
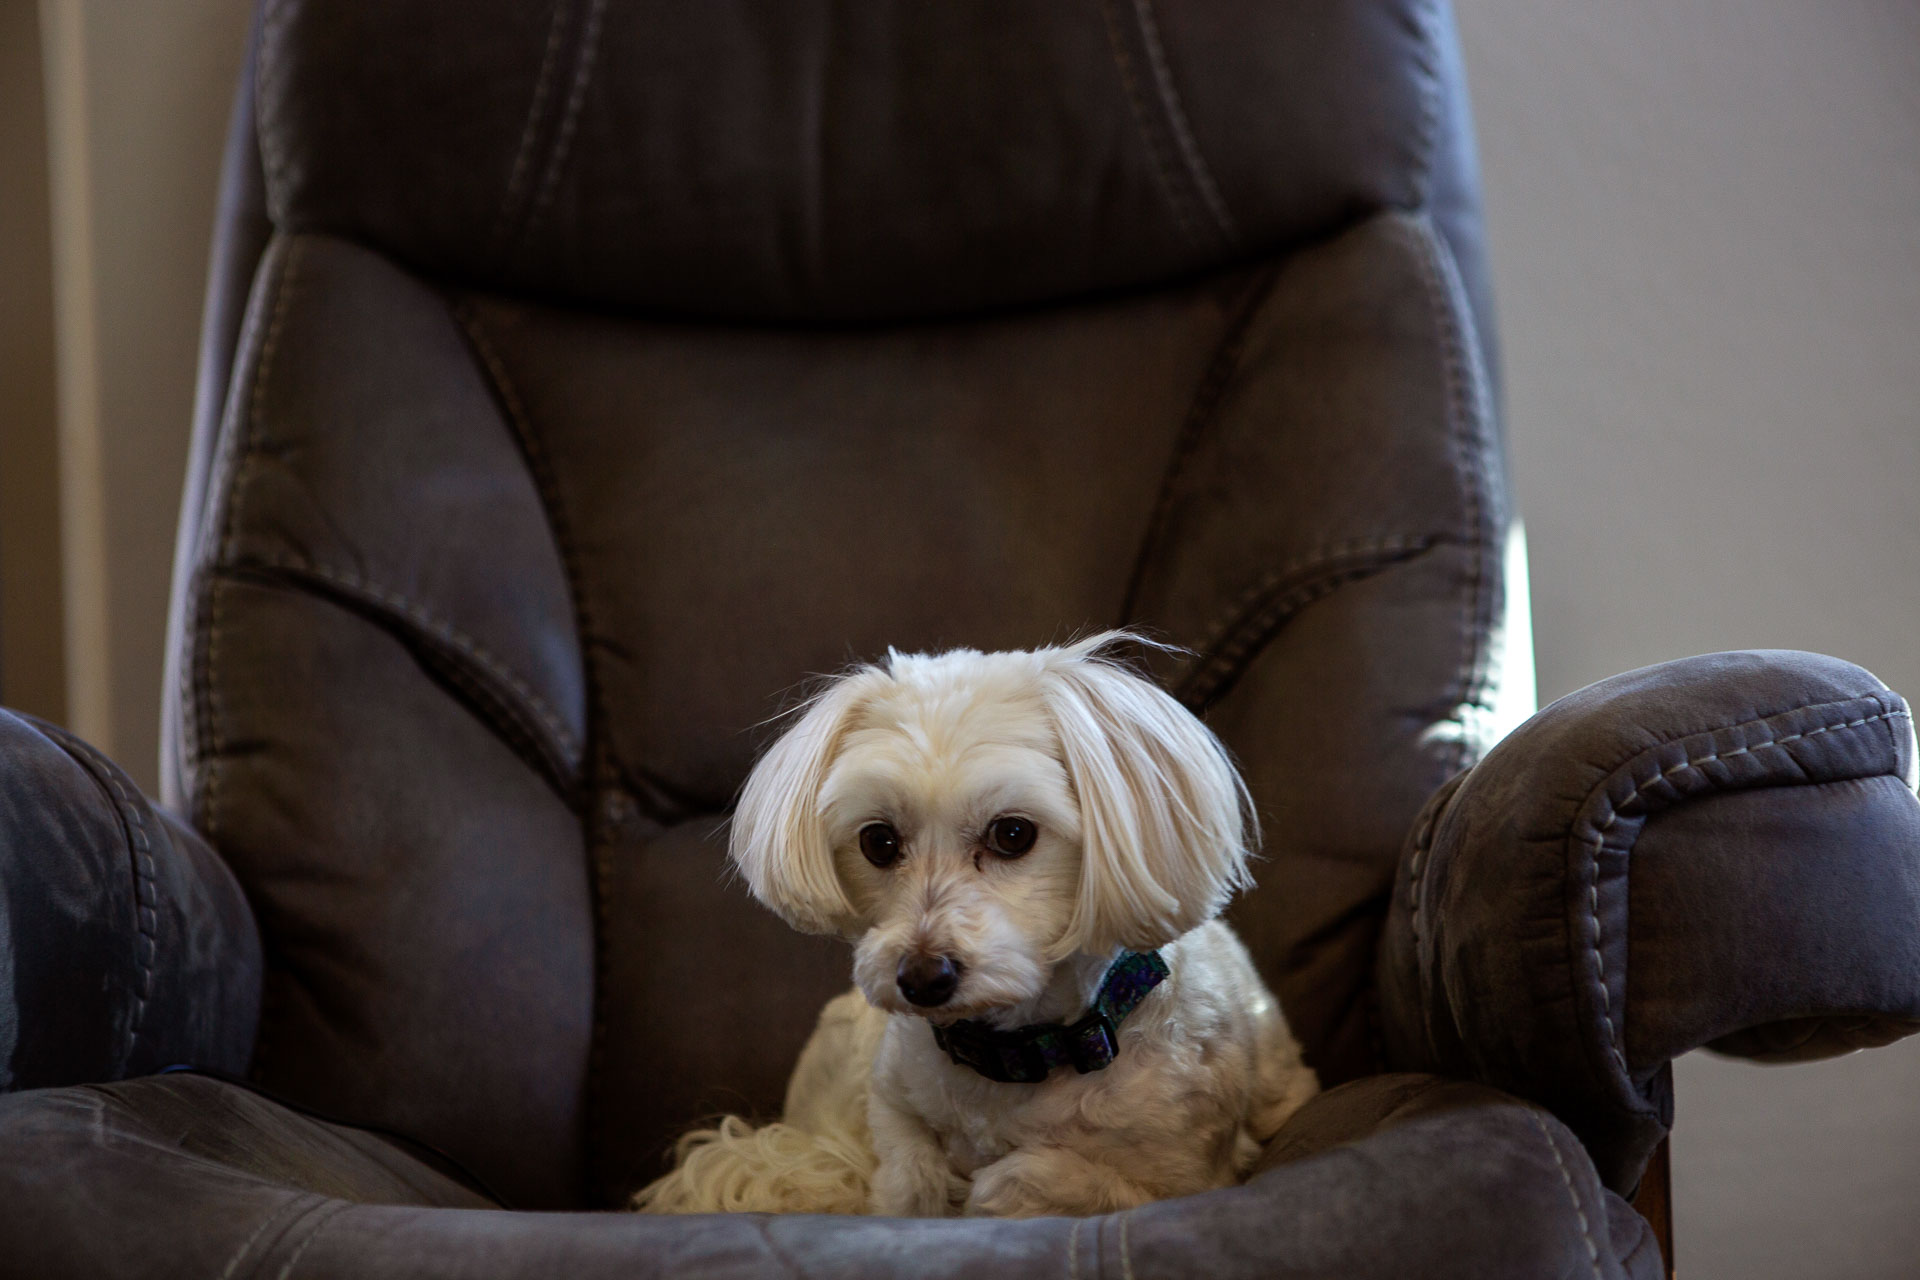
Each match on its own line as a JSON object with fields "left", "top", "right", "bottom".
{"left": 868, "top": 1149, "right": 957, "bottom": 1218}
{"left": 966, "top": 1148, "right": 1153, "bottom": 1218}
{"left": 963, "top": 1155, "right": 1052, "bottom": 1218}
{"left": 964, "top": 1150, "right": 1091, "bottom": 1218}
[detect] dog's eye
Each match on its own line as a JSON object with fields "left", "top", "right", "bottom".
{"left": 985, "top": 816, "right": 1038, "bottom": 858}
{"left": 858, "top": 822, "right": 902, "bottom": 868}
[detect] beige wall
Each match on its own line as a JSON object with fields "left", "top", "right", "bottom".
{"left": 36, "top": 0, "right": 250, "bottom": 793}
{"left": 0, "top": 0, "right": 64, "bottom": 723}
{"left": 1456, "top": 1, "right": 1920, "bottom": 1276}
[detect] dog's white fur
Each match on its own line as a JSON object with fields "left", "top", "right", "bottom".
{"left": 633, "top": 633, "right": 1317, "bottom": 1217}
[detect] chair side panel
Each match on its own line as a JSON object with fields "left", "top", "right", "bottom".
{"left": 179, "top": 234, "right": 594, "bottom": 1208}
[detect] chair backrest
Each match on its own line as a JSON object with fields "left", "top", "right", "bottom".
{"left": 163, "top": 0, "right": 1517, "bottom": 1209}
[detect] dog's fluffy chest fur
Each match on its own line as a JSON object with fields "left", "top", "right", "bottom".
{"left": 864, "top": 921, "right": 1316, "bottom": 1217}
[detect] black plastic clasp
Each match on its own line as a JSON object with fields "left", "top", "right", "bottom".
{"left": 1065, "top": 1012, "right": 1118, "bottom": 1074}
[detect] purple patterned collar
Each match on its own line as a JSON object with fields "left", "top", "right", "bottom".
{"left": 930, "top": 950, "right": 1169, "bottom": 1084}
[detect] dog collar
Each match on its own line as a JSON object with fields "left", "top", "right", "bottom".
{"left": 930, "top": 950, "right": 1169, "bottom": 1084}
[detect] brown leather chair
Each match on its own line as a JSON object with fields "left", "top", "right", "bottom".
{"left": 5, "top": 3, "right": 1918, "bottom": 1275}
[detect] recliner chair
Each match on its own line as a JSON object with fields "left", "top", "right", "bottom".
{"left": 5, "top": 2, "right": 1918, "bottom": 1275}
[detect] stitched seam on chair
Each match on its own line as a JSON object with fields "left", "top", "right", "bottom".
{"left": 57, "top": 734, "right": 161, "bottom": 1063}
{"left": 240, "top": 553, "right": 582, "bottom": 764}
{"left": 254, "top": 0, "right": 295, "bottom": 219}
{"left": 1120, "top": 263, "right": 1283, "bottom": 623}
{"left": 215, "top": 1194, "right": 316, "bottom": 1280}
{"left": 451, "top": 301, "right": 611, "bottom": 1197}
{"left": 1127, "top": 0, "right": 1237, "bottom": 245}
{"left": 1401, "top": 218, "right": 1497, "bottom": 973}
{"left": 1179, "top": 544, "right": 1428, "bottom": 710}
{"left": 1404, "top": 219, "right": 1493, "bottom": 767}
{"left": 200, "top": 237, "right": 305, "bottom": 847}
{"left": 201, "top": 239, "right": 301, "bottom": 1089}
{"left": 449, "top": 308, "right": 596, "bottom": 776}
{"left": 1118, "top": 1211, "right": 1137, "bottom": 1280}
{"left": 1582, "top": 707, "right": 1912, "bottom": 1071}
{"left": 1408, "top": 0, "right": 1446, "bottom": 211}
{"left": 200, "top": 572, "right": 229, "bottom": 845}
{"left": 1067, "top": 1218, "right": 1082, "bottom": 1280}
{"left": 522, "top": 0, "right": 607, "bottom": 244}
{"left": 271, "top": 1199, "right": 350, "bottom": 1280}
{"left": 490, "top": 0, "right": 572, "bottom": 262}
{"left": 213, "top": 558, "right": 580, "bottom": 797}
{"left": 1526, "top": 1109, "right": 1602, "bottom": 1280}
{"left": 1175, "top": 535, "right": 1435, "bottom": 709}
{"left": 180, "top": 235, "right": 284, "bottom": 790}
{"left": 1099, "top": 0, "right": 1202, "bottom": 249}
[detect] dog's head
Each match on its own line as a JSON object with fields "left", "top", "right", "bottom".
{"left": 729, "top": 632, "right": 1255, "bottom": 1021}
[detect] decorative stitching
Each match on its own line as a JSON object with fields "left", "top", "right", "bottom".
{"left": 1099, "top": 0, "right": 1201, "bottom": 248}
{"left": 194, "top": 237, "right": 303, "bottom": 1086}
{"left": 1175, "top": 536, "right": 1434, "bottom": 709}
{"left": 1127, "top": 0, "right": 1237, "bottom": 246}
{"left": 450, "top": 301, "right": 613, "bottom": 1194}
{"left": 1067, "top": 1218, "right": 1082, "bottom": 1280}
{"left": 243, "top": 552, "right": 582, "bottom": 765}
{"left": 1121, "top": 263, "right": 1283, "bottom": 621}
{"left": 1118, "top": 1210, "right": 1137, "bottom": 1280}
{"left": 239, "top": 248, "right": 304, "bottom": 526}
{"left": 216, "top": 1194, "right": 314, "bottom": 1280}
{"left": 491, "top": 0, "right": 573, "bottom": 260}
{"left": 201, "top": 237, "right": 306, "bottom": 845}
{"left": 201, "top": 574, "right": 230, "bottom": 846}
{"left": 1526, "top": 1109, "right": 1602, "bottom": 1280}
{"left": 1190, "top": 535, "right": 1432, "bottom": 663}
{"left": 272, "top": 1200, "right": 349, "bottom": 1280}
{"left": 1583, "top": 707, "right": 1911, "bottom": 1068}
{"left": 1407, "top": 0, "right": 1447, "bottom": 211}
{"left": 60, "top": 735, "right": 160, "bottom": 1063}
{"left": 1401, "top": 776, "right": 1462, "bottom": 967}
{"left": 1400, "top": 216, "right": 1499, "bottom": 975}
{"left": 182, "top": 240, "right": 282, "bottom": 789}
{"left": 254, "top": 0, "right": 297, "bottom": 218}
{"left": 1403, "top": 220, "right": 1495, "bottom": 766}
{"left": 523, "top": 0, "right": 607, "bottom": 242}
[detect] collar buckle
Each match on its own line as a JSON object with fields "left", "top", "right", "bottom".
{"left": 1064, "top": 1011, "right": 1118, "bottom": 1074}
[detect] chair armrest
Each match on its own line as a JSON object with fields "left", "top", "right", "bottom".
{"left": 1, "top": 710, "right": 260, "bottom": 1089}
{"left": 1378, "top": 650, "right": 1920, "bottom": 1192}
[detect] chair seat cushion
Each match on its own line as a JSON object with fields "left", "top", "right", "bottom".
{"left": 0, "top": 1071, "right": 1657, "bottom": 1279}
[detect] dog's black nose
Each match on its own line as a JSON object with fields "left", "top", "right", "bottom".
{"left": 897, "top": 954, "right": 961, "bottom": 1007}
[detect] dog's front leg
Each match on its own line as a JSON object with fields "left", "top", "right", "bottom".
{"left": 966, "top": 1147, "right": 1151, "bottom": 1219}
{"left": 867, "top": 1091, "right": 959, "bottom": 1217}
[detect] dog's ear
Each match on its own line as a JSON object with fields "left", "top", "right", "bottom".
{"left": 1042, "top": 636, "right": 1255, "bottom": 955}
{"left": 731, "top": 669, "right": 881, "bottom": 936}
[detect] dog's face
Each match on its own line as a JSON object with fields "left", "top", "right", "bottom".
{"left": 730, "top": 633, "right": 1254, "bottom": 1021}
{"left": 823, "top": 660, "right": 1084, "bottom": 1020}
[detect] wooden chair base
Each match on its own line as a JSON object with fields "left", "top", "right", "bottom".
{"left": 1631, "top": 1136, "right": 1675, "bottom": 1278}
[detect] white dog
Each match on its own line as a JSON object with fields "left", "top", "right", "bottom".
{"left": 634, "top": 632, "right": 1317, "bottom": 1218}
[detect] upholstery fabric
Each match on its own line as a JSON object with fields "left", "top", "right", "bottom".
{"left": 1380, "top": 649, "right": 1920, "bottom": 1190}
{"left": 253, "top": 0, "right": 1491, "bottom": 333}
{"left": 0, "top": 711, "right": 259, "bottom": 1092}
{"left": 0, "top": 1072, "right": 1660, "bottom": 1278}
